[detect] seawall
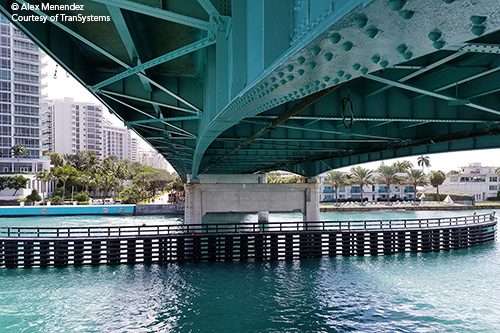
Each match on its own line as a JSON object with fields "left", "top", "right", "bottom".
{"left": 0, "top": 204, "right": 185, "bottom": 217}
{"left": 0, "top": 205, "right": 135, "bottom": 217}
{"left": 135, "top": 204, "right": 184, "bottom": 215}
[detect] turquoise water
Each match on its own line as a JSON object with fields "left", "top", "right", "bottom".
{"left": 0, "top": 210, "right": 499, "bottom": 332}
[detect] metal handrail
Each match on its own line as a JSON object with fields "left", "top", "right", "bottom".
{"left": 0, "top": 213, "right": 495, "bottom": 239}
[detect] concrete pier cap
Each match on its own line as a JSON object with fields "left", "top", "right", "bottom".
{"left": 184, "top": 174, "right": 320, "bottom": 225}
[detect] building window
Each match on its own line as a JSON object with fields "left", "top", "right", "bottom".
{"left": 489, "top": 177, "right": 498, "bottom": 182}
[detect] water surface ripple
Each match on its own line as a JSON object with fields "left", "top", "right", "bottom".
{"left": 0, "top": 209, "right": 498, "bottom": 332}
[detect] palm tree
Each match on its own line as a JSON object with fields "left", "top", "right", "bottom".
{"left": 429, "top": 170, "right": 446, "bottom": 201}
{"left": 86, "top": 152, "right": 100, "bottom": 171}
{"left": 46, "top": 152, "right": 64, "bottom": 168}
{"left": 349, "top": 166, "right": 373, "bottom": 205}
{"left": 405, "top": 169, "right": 429, "bottom": 202}
{"left": 36, "top": 169, "right": 57, "bottom": 200}
{"left": 54, "top": 165, "right": 78, "bottom": 201}
{"left": 11, "top": 143, "right": 28, "bottom": 172}
{"left": 417, "top": 155, "right": 431, "bottom": 173}
{"left": 77, "top": 172, "right": 93, "bottom": 197}
{"left": 394, "top": 160, "right": 413, "bottom": 173}
{"left": 376, "top": 164, "right": 402, "bottom": 204}
{"left": 326, "top": 171, "right": 348, "bottom": 205}
{"left": 67, "top": 151, "right": 90, "bottom": 171}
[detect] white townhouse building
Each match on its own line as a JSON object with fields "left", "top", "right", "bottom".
{"left": 440, "top": 163, "right": 499, "bottom": 202}
{"left": 317, "top": 172, "right": 416, "bottom": 202}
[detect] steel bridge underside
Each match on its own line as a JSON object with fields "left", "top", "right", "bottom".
{"left": 2, "top": 0, "right": 500, "bottom": 180}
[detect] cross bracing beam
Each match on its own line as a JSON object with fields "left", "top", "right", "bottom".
{"left": 106, "top": 4, "right": 161, "bottom": 115}
{"left": 134, "top": 122, "right": 196, "bottom": 139}
{"left": 92, "top": 0, "right": 212, "bottom": 31}
{"left": 365, "top": 74, "right": 500, "bottom": 117}
{"left": 92, "top": 36, "right": 216, "bottom": 90}
{"left": 241, "top": 119, "right": 403, "bottom": 142}
{"left": 410, "top": 65, "right": 500, "bottom": 99}
{"left": 458, "top": 43, "right": 500, "bottom": 54}
{"left": 366, "top": 51, "right": 467, "bottom": 97}
{"left": 100, "top": 92, "right": 157, "bottom": 121}
{"left": 255, "top": 138, "right": 392, "bottom": 143}
{"left": 197, "top": 0, "right": 221, "bottom": 20}
{"left": 250, "top": 116, "right": 494, "bottom": 124}
{"left": 139, "top": 77, "right": 202, "bottom": 114}
{"left": 125, "top": 116, "right": 201, "bottom": 125}
{"left": 100, "top": 90, "right": 199, "bottom": 115}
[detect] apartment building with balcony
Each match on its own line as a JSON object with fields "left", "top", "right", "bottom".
{"left": 317, "top": 172, "right": 416, "bottom": 202}
{"left": 44, "top": 97, "right": 104, "bottom": 158}
{"left": 44, "top": 98, "right": 139, "bottom": 161}
{"left": 102, "top": 118, "right": 138, "bottom": 161}
{"left": 0, "top": 14, "right": 49, "bottom": 173}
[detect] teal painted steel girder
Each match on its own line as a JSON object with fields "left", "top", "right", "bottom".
{"left": 364, "top": 74, "right": 500, "bottom": 116}
{"left": 92, "top": 0, "right": 212, "bottom": 31}
{"left": 3, "top": 0, "right": 500, "bottom": 181}
{"left": 92, "top": 36, "right": 216, "bottom": 90}
{"left": 125, "top": 116, "right": 201, "bottom": 125}
{"left": 100, "top": 90, "right": 199, "bottom": 115}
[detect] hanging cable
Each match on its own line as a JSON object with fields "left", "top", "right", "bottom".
{"left": 53, "top": 64, "right": 58, "bottom": 79}
{"left": 339, "top": 87, "right": 354, "bottom": 129}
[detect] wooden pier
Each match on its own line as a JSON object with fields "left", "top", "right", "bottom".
{"left": 0, "top": 213, "right": 496, "bottom": 268}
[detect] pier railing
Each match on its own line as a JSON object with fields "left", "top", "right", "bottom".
{"left": 0, "top": 213, "right": 496, "bottom": 268}
{"left": 0, "top": 213, "right": 495, "bottom": 239}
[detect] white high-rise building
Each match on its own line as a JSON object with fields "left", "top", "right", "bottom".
{"left": 102, "top": 118, "right": 138, "bottom": 160}
{"left": 44, "top": 98, "right": 139, "bottom": 161}
{"left": 0, "top": 15, "right": 50, "bottom": 173}
{"left": 44, "top": 97, "right": 104, "bottom": 158}
{"left": 130, "top": 136, "right": 139, "bottom": 162}
{"left": 138, "top": 149, "right": 169, "bottom": 170}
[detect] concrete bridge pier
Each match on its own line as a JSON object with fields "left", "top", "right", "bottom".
{"left": 184, "top": 174, "right": 320, "bottom": 226}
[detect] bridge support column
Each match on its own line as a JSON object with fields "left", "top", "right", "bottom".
{"left": 304, "top": 182, "right": 320, "bottom": 222}
{"left": 184, "top": 175, "right": 320, "bottom": 225}
{"left": 184, "top": 183, "right": 202, "bottom": 226}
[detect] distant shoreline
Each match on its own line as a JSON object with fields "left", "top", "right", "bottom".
{"left": 320, "top": 205, "right": 500, "bottom": 212}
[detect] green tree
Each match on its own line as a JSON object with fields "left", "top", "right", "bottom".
{"left": 36, "top": 169, "right": 57, "bottom": 199}
{"left": 66, "top": 151, "right": 90, "bottom": 171}
{"left": 405, "top": 169, "right": 429, "bottom": 202}
{"left": 77, "top": 172, "right": 93, "bottom": 197}
{"left": 25, "top": 189, "right": 42, "bottom": 205}
{"left": 349, "top": 166, "right": 373, "bottom": 205}
{"left": 326, "top": 171, "right": 348, "bottom": 204}
{"left": 393, "top": 160, "right": 413, "bottom": 173}
{"left": 429, "top": 170, "right": 446, "bottom": 201}
{"left": 54, "top": 165, "right": 78, "bottom": 200}
{"left": 120, "top": 184, "right": 148, "bottom": 204}
{"left": 417, "top": 155, "right": 431, "bottom": 173}
{"left": 46, "top": 152, "right": 64, "bottom": 168}
{"left": 168, "top": 176, "right": 185, "bottom": 192}
{"left": 11, "top": 143, "right": 28, "bottom": 172}
{"left": 6, "top": 175, "right": 29, "bottom": 196}
{"left": 376, "top": 164, "right": 402, "bottom": 202}
{"left": 51, "top": 195, "right": 63, "bottom": 205}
